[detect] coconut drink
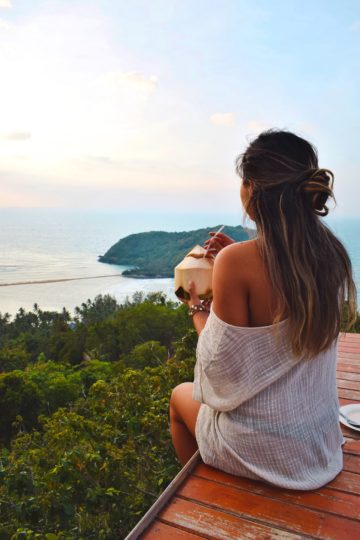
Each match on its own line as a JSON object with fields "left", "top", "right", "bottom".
{"left": 174, "top": 245, "right": 214, "bottom": 300}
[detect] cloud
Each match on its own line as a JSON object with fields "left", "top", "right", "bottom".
{"left": 246, "top": 120, "right": 269, "bottom": 134}
{"left": 120, "top": 71, "right": 158, "bottom": 90}
{"left": 349, "top": 20, "right": 360, "bottom": 31}
{"left": 1, "top": 132, "right": 31, "bottom": 141}
{"left": 0, "top": 165, "right": 240, "bottom": 212}
{"left": 87, "top": 155, "right": 116, "bottom": 165}
{"left": 0, "top": 0, "right": 11, "bottom": 8}
{"left": 0, "top": 17, "right": 10, "bottom": 28}
{"left": 210, "top": 113, "right": 235, "bottom": 127}
{"left": 0, "top": 7, "right": 164, "bottom": 172}
{"left": 98, "top": 71, "right": 158, "bottom": 100}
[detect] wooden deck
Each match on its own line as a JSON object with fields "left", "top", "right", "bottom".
{"left": 127, "top": 333, "right": 360, "bottom": 540}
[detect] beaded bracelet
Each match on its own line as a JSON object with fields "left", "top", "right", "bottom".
{"left": 188, "top": 304, "right": 210, "bottom": 317}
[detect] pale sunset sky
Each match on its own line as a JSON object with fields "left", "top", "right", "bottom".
{"left": 0, "top": 0, "right": 359, "bottom": 215}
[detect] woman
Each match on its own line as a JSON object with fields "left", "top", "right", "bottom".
{"left": 170, "top": 129, "right": 357, "bottom": 489}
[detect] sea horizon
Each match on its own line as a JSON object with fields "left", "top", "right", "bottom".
{"left": 0, "top": 207, "right": 359, "bottom": 317}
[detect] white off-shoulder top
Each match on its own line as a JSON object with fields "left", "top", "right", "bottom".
{"left": 193, "top": 306, "right": 343, "bottom": 489}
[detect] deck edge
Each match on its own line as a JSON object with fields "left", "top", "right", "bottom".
{"left": 124, "top": 450, "right": 201, "bottom": 540}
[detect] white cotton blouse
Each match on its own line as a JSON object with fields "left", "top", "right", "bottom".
{"left": 193, "top": 306, "right": 344, "bottom": 490}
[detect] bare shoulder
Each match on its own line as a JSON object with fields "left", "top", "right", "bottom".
{"left": 212, "top": 239, "right": 260, "bottom": 326}
{"left": 214, "top": 239, "right": 260, "bottom": 278}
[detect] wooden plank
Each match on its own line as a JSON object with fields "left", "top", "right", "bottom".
{"left": 337, "top": 363, "right": 360, "bottom": 374}
{"left": 337, "top": 378, "right": 360, "bottom": 390}
{"left": 337, "top": 351, "right": 360, "bottom": 358}
{"left": 337, "top": 344, "right": 360, "bottom": 352}
{"left": 337, "top": 371, "right": 360, "bottom": 381}
{"left": 326, "top": 470, "right": 360, "bottom": 495}
{"left": 343, "top": 439, "right": 360, "bottom": 455}
{"left": 193, "top": 464, "right": 360, "bottom": 520}
{"left": 340, "top": 424, "right": 360, "bottom": 440}
{"left": 343, "top": 453, "right": 360, "bottom": 473}
{"left": 337, "top": 351, "right": 359, "bottom": 364}
{"left": 337, "top": 347, "right": 360, "bottom": 353}
{"left": 177, "top": 476, "right": 360, "bottom": 539}
{"left": 141, "top": 519, "right": 206, "bottom": 539}
{"left": 339, "top": 334, "right": 360, "bottom": 343}
{"left": 338, "top": 337, "right": 360, "bottom": 343}
{"left": 159, "top": 497, "right": 306, "bottom": 540}
{"left": 339, "top": 397, "right": 360, "bottom": 406}
{"left": 338, "top": 356, "right": 360, "bottom": 362}
{"left": 338, "top": 336, "right": 360, "bottom": 343}
{"left": 337, "top": 387, "right": 360, "bottom": 400}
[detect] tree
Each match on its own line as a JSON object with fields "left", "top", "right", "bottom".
{"left": 124, "top": 341, "right": 168, "bottom": 370}
{"left": 0, "top": 371, "right": 42, "bottom": 444}
{"left": 74, "top": 295, "right": 120, "bottom": 326}
{"left": 0, "top": 356, "right": 195, "bottom": 538}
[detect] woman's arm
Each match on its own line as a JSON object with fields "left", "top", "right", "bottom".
{"left": 192, "top": 311, "right": 209, "bottom": 335}
{"left": 186, "top": 281, "right": 210, "bottom": 335}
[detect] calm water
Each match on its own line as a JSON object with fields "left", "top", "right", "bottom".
{"left": 0, "top": 208, "right": 359, "bottom": 316}
{"left": 0, "top": 208, "right": 241, "bottom": 316}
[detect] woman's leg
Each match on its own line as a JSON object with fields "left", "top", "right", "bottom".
{"left": 170, "top": 382, "right": 201, "bottom": 466}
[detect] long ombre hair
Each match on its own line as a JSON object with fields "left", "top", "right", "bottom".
{"left": 236, "top": 130, "right": 357, "bottom": 357}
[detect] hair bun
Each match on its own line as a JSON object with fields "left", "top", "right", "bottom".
{"left": 300, "top": 168, "right": 334, "bottom": 216}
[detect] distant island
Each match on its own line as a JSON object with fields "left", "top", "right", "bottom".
{"left": 98, "top": 225, "right": 255, "bottom": 278}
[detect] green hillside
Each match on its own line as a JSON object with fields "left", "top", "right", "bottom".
{"left": 98, "top": 225, "right": 253, "bottom": 277}
{"left": 0, "top": 294, "right": 358, "bottom": 539}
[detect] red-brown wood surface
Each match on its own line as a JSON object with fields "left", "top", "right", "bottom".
{"left": 140, "top": 333, "right": 360, "bottom": 539}
{"left": 141, "top": 520, "right": 206, "bottom": 539}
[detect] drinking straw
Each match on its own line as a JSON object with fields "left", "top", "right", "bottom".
{"left": 205, "top": 225, "right": 225, "bottom": 256}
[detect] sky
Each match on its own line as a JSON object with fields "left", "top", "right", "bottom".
{"left": 0, "top": 0, "right": 359, "bottom": 215}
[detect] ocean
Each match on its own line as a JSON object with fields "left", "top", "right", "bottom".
{"left": 0, "top": 208, "right": 359, "bottom": 317}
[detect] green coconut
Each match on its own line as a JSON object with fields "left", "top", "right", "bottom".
{"left": 174, "top": 245, "right": 214, "bottom": 300}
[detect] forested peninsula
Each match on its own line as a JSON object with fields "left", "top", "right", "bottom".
{"left": 99, "top": 224, "right": 253, "bottom": 277}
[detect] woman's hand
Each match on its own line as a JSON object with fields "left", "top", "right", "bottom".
{"left": 180, "top": 281, "right": 200, "bottom": 306}
{"left": 181, "top": 281, "right": 212, "bottom": 310}
{"left": 183, "top": 281, "right": 211, "bottom": 335}
{"left": 204, "top": 232, "right": 235, "bottom": 257}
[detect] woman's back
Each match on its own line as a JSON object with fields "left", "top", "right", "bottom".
{"left": 211, "top": 238, "right": 281, "bottom": 328}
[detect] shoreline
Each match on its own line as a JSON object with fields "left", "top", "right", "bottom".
{"left": 0, "top": 274, "right": 122, "bottom": 287}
